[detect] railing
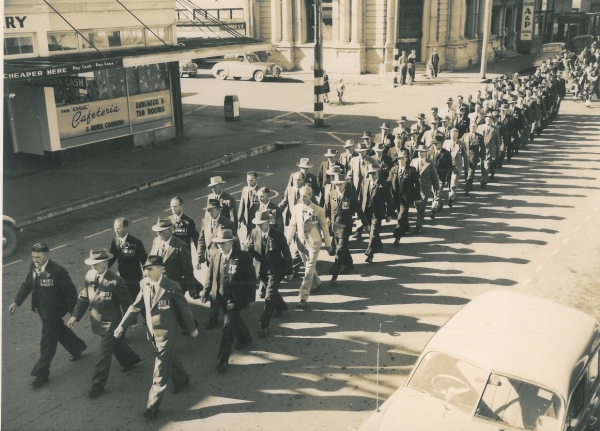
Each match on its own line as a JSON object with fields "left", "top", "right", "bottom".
{"left": 176, "top": 8, "right": 244, "bottom": 22}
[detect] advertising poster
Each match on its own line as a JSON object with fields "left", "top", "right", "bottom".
{"left": 520, "top": 0, "right": 535, "bottom": 41}
{"left": 56, "top": 97, "right": 129, "bottom": 139}
{"left": 128, "top": 90, "right": 172, "bottom": 125}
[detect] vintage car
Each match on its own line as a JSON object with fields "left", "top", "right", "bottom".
{"left": 210, "top": 53, "right": 282, "bottom": 82}
{"left": 180, "top": 60, "right": 198, "bottom": 78}
{"left": 3, "top": 215, "right": 21, "bottom": 257}
{"left": 359, "top": 290, "right": 600, "bottom": 431}
{"left": 534, "top": 43, "right": 566, "bottom": 67}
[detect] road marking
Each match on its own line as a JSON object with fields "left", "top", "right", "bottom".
{"left": 273, "top": 105, "right": 313, "bottom": 120}
{"left": 132, "top": 217, "right": 148, "bottom": 223}
{"left": 317, "top": 131, "right": 363, "bottom": 136}
{"left": 296, "top": 111, "right": 314, "bottom": 123}
{"left": 193, "top": 182, "right": 244, "bottom": 201}
{"left": 3, "top": 259, "right": 22, "bottom": 268}
{"left": 572, "top": 226, "right": 580, "bottom": 233}
{"left": 309, "top": 143, "right": 342, "bottom": 147}
{"left": 325, "top": 132, "right": 346, "bottom": 144}
{"left": 551, "top": 249, "right": 559, "bottom": 255}
{"left": 522, "top": 278, "right": 532, "bottom": 286}
{"left": 184, "top": 105, "right": 208, "bottom": 115}
{"left": 536, "top": 265, "right": 544, "bottom": 272}
{"left": 84, "top": 229, "right": 112, "bottom": 239}
{"left": 562, "top": 237, "right": 570, "bottom": 244}
{"left": 50, "top": 244, "right": 66, "bottom": 251}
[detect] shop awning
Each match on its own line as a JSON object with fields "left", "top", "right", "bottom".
{"left": 4, "top": 37, "right": 274, "bottom": 82}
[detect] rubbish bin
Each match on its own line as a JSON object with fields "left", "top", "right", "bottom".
{"left": 224, "top": 95, "right": 240, "bottom": 121}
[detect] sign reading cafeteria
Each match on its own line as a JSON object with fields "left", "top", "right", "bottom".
{"left": 520, "top": 0, "right": 535, "bottom": 41}
{"left": 56, "top": 97, "right": 130, "bottom": 139}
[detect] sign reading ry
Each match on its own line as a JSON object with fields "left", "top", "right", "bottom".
{"left": 520, "top": 0, "right": 535, "bottom": 41}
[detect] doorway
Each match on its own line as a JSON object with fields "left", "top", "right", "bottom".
{"left": 397, "top": 0, "right": 424, "bottom": 61}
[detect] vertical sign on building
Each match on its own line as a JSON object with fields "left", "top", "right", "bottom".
{"left": 520, "top": 0, "right": 535, "bottom": 41}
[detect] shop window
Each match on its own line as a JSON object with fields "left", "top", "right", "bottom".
{"left": 306, "top": 0, "right": 316, "bottom": 43}
{"left": 146, "top": 27, "right": 172, "bottom": 45}
{"left": 126, "top": 64, "right": 170, "bottom": 96}
{"left": 323, "top": 0, "right": 332, "bottom": 41}
{"left": 81, "top": 29, "right": 145, "bottom": 50}
{"left": 491, "top": 6, "right": 501, "bottom": 35}
{"left": 48, "top": 32, "right": 78, "bottom": 52}
{"left": 53, "top": 67, "right": 128, "bottom": 106}
{"left": 4, "top": 35, "right": 35, "bottom": 56}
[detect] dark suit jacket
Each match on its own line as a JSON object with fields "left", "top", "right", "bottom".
{"left": 427, "top": 147, "right": 452, "bottom": 182}
{"left": 120, "top": 275, "right": 195, "bottom": 347}
{"left": 207, "top": 191, "right": 238, "bottom": 225}
{"left": 150, "top": 236, "right": 201, "bottom": 295}
{"left": 278, "top": 185, "right": 301, "bottom": 225}
{"left": 250, "top": 201, "right": 284, "bottom": 232}
{"left": 238, "top": 185, "right": 260, "bottom": 228}
{"left": 14, "top": 260, "right": 77, "bottom": 320}
{"left": 388, "top": 165, "right": 421, "bottom": 206}
{"left": 287, "top": 171, "right": 320, "bottom": 198}
{"left": 324, "top": 186, "right": 365, "bottom": 237}
{"left": 169, "top": 213, "right": 199, "bottom": 249}
{"left": 203, "top": 248, "right": 256, "bottom": 308}
{"left": 317, "top": 161, "right": 343, "bottom": 191}
{"left": 462, "top": 132, "right": 486, "bottom": 167}
{"left": 247, "top": 227, "right": 293, "bottom": 280}
{"left": 197, "top": 215, "right": 238, "bottom": 258}
{"left": 73, "top": 269, "right": 132, "bottom": 335}
{"left": 108, "top": 234, "right": 147, "bottom": 284}
{"left": 360, "top": 177, "right": 394, "bottom": 219}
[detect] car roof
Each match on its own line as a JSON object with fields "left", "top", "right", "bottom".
{"left": 423, "top": 290, "right": 600, "bottom": 398}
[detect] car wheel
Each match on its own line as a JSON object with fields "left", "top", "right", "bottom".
{"left": 233, "top": 77, "right": 241, "bottom": 80}
{"left": 254, "top": 71, "right": 264, "bottom": 82}
{"left": 3, "top": 223, "right": 18, "bottom": 257}
{"left": 216, "top": 70, "right": 226, "bottom": 80}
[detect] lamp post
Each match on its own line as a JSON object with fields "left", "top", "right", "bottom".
{"left": 480, "top": 0, "right": 493, "bottom": 79}
{"left": 314, "top": 0, "right": 324, "bottom": 127}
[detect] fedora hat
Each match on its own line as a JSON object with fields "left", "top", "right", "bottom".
{"left": 326, "top": 165, "right": 342, "bottom": 175}
{"left": 324, "top": 148, "right": 338, "bottom": 157}
{"left": 296, "top": 158, "right": 314, "bottom": 169}
{"left": 431, "top": 106, "right": 438, "bottom": 111}
{"left": 206, "top": 199, "right": 221, "bottom": 210}
{"left": 446, "top": 97, "right": 453, "bottom": 103}
{"left": 432, "top": 137, "right": 444, "bottom": 145}
{"left": 361, "top": 131, "right": 372, "bottom": 139}
{"left": 143, "top": 255, "right": 165, "bottom": 268}
{"left": 85, "top": 248, "right": 113, "bottom": 265}
{"left": 373, "top": 143, "right": 385, "bottom": 152}
{"left": 416, "top": 113, "right": 426, "bottom": 119}
{"left": 379, "top": 122, "right": 389, "bottom": 130}
{"left": 344, "top": 139, "right": 355, "bottom": 148}
{"left": 397, "top": 116, "right": 407, "bottom": 122}
{"left": 152, "top": 217, "right": 173, "bottom": 232}
{"left": 366, "top": 165, "right": 380, "bottom": 174}
{"left": 394, "top": 149, "right": 409, "bottom": 160}
{"left": 355, "top": 142, "right": 369, "bottom": 152}
{"left": 252, "top": 209, "right": 271, "bottom": 225}
{"left": 212, "top": 229, "right": 236, "bottom": 243}
{"left": 208, "top": 176, "right": 225, "bottom": 187}
{"left": 416, "top": 144, "right": 428, "bottom": 152}
{"left": 331, "top": 173, "right": 347, "bottom": 184}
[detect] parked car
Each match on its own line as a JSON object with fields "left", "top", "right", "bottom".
{"left": 534, "top": 42, "right": 566, "bottom": 67}
{"left": 359, "top": 290, "right": 600, "bottom": 431}
{"left": 180, "top": 60, "right": 198, "bottom": 78}
{"left": 210, "top": 53, "right": 282, "bottom": 82}
{"left": 3, "top": 215, "right": 21, "bottom": 257}
{"left": 567, "top": 35, "right": 599, "bottom": 54}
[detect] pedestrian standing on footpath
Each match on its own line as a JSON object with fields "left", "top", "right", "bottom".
{"left": 68, "top": 249, "right": 140, "bottom": 398}
{"left": 430, "top": 49, "right": 440, "bottom": 78}
{"left": 407, "top": 50, "right": 417, "bottom": 85}
{"left": 9, "top": 243, "right": 87, "bottom": 388}
{"left": 399, "top": 51, "right": 408, "bottom": 85}
{"left": 115, "top": 256, "right": 198, "bottom": 419}
{"left": 168, "top": 197, "right": 200, "bottom": 252}
{"left": 202, "top": 230, "right": 254, "bottom": 371}
{"left": 323, "top": 71, "right": 330, "bottom": 103}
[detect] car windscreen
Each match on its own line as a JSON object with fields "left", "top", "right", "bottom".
{"left": 541, "top": 45, "right": 562, "bottom": 53}
{"left": 475, "top": 373, "right": 563, "bottom": 431}
{"left": 407, "top": 351, "right": 488, "bottom": 414}
{"left": 246, "top": 54, "right": 260, "bottom": 63}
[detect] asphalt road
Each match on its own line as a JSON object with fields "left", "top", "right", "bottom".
{"left": 2, "top": 76, "right": 600, "bottom": 431}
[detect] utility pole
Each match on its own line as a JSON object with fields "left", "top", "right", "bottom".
{"left": 314, "top": 0, "right": 324, "bottom": 127}
{"left": 480, "top": 0, "right": 493, "bottom": 79}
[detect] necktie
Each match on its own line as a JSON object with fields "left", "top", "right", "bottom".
{"left": 34, "top": 266, "right": 42, "bottom": 281}
{"left": 151, "top": 283, "right": 156, "bottom": 303}
{"left": 93, "top": 275, "right": 100, "bottom": 291}
{"left": 211, "top": 219, "right": 217, "bottom": 233}
{"left": 262, "top": 234, "right": 268, "bottom": 253}
{"left": 295, "top": 189, "right": 299, "bottom": 204}
{"left": 420, "top": 159, "right": 425, "bottom": 170}
{"left": 160, "top": 241, "right": 167, "bottom": 257}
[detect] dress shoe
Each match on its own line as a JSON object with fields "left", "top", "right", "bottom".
{"left": 143, "top": 406, "right": 159, "bottom": 419}
{"left": 448, "top": 200, "right": 454, "bottom": 208}
{"left": 480, "top": 180, "right": 487, "bottom": 188}
{"left": 216, "top": 360, "right": 228, "bottom": 372}
{"left": 490, "top": 172, "right": 495, "bottom": 179}
{"left": 205, "top": 320, "right": 218, "bottom": 330}
{"left": 352, "top": 231, "right": 363, "bottom": 240}
{"left": 30, "top": 377, "right": 48, "bottom": 388}
{"left": 86, "top": 383, "right": 104, "bottom": 398}
{"left": 297, "top": 299, "right": 307, "bottom": 309}
{"left": 259, "top": 327, "right": 268, "bottom": 338}
{"left": 70, "top": 351, "right": 84, "bottom": 362}
{"left": 430, "top": 212, "right": 435, "bottom": 220}
{"left": 121, "top": 355, "right": 141, "bottom": 372}
{"left": 416, "top": 228, "right": 422, "bottom": 235}
{"left": 393, "top": 238, "right": 400, "bottom": 247}
{"left": 172, "top": 379, "right": 189, "bottom": 394}
{"left": 234, "top": 339, "right": 252, "bottom": 350}
{"left": 365, "top": 254, "right": 373, "bottom": 263}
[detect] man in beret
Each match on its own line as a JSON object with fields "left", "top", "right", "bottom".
{"left": 9, "top": 243, "right": 87, "bottom": 388}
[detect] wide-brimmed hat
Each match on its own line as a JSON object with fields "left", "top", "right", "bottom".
{"left": 361, "top": 131, "right": 372, "bottom": 139}
{"left": 373, "top": 143, "right": 386, "bottom": 153}
{"left": 327, "top": 165, "right": 342, "bottom": 175}
{"left": 152, "top": 217, "right": 173, "bottom": 232}
{"left": 331, "top": 173, "right": 347, "bottom": 184}
{"left": 324, "top": 148, "right": 338, "bottom": 157}
{"left": 397, "top": 116, "right": 407, "bottom": 123}
{"left": 379, "top": 123, "right": 389, "bottom": 130}
{"left": 485, "top": 113, "right": 495, "bottom": 119}
{"left": 252, "top": 210, "right": 271, "bottom": 225}
{"left": 296, "top": 158, "right": 314, "bottom": 169}
{"left": 431, "top": 106, "right": 438, "bottom": 111}
{"left": 355, "top": 143, "right": 369, "bottom": 152}
{"left": 366, "top": 165, "right": 380, "bottom": 174}
{"left": 416, "top": 113, "right": 426, "bottom": 119}
{"left": 459, "top": 106, "right": 468, "bottom": 112}
{"left": 208, "top": 176, "right": 225, "bottom": 187}
{"left": 344, "top": 139, "right": 355, "bottom": 148}
{"left": 85, "top": 248, "right": 113, "bottom": 265}
{"left": 501, "top": 104, "right": 510, "bottom": 109}
{"left": 416, "top": 144, "right": 428, "bottom": 152}
{"left": 394, "top": 149, "right": 409, "bottom": 160}
{"left": 446, "top": 98, "right": 453, "bottom": 103}
{"left": 411, "top": 130, "right": 421, "bottom": 136}
{"left": 143, "top": 255, "right": 165, "bottom": 268}
{"left": 213, "top": 229, "right": 236, "bottom": 243}
{"left": 206, "top": 199, "right": 221, "bottom": 210}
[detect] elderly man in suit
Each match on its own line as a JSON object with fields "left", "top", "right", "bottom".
{"left": 410, "top": 113, "right": 431, "bottom": 141}
{"left": 197, "top": 200, "right": 238, "bottom": 269}
{"left": 168, "top": 197, "right": 199, "bottom": 251}
{"left": 115, "top": 256, "right": 197, "bottom": 419}
{"left": 288, "top": 158, "right": 320, "bottom": 198}
{"left": 324, "top": 173, "right": 366, "bottom": 282}
{"left": 392, "top": 116, "right": 409, "bottom": 141}
{"left": 108, "top": 217, "right": 148, "bottom": 303}
{"left": 9, "top": 243, "right": 87, "bottom": 388}
{"left": 237, "top": 171, "right": 260, "bottom": 239}
{"left": 370, "top": 143, "right": 393, "bottom": 181}
{"left": 411, "top": 145, "right": 440, "bottom": 233}
{"left": 443, "top": 128, "right": 469, "bottom": 207}
{"left": 202, "top": 230, "right": 254, "bottom": 371}
{"left": 348, "top": 143, "right": 372, "bottom": 204}
{"left": 338, "top": 139, "right": 357, "bottom": 174}
{"left": 361, "top": 166, "right": 393, "bottom": 263}
{"left": 279, "top": 171, "right": 305, "bottom": 227}
{"left": 388, "top": 148, "right": 421, "bottom": 244}
{"left": 252, "top": 187, "right": 284, "bottom": 233}
{"left": 286, "top": 186, "right": 333, "bottom": 308}
{"left": 480, "top": 113, "right": 502, "bottom": 183}
{"left": 247, "top": 210, "right": 293, "bottom": 337}
{"left": 68, "top": 249, "right": 140, "bottom": 398}
{"left": 207, "top": 176, "right": 238, "bottom": 225}
{"left": 373, "top": 123, "right": 390, "bottom": 145}
{"left": 463, "top": 121, "right": 486, "bottom": 194}
{"left": 427, "top": 137, "right": 452, "bottom": 218}
{"left": 317, "top": 149, "right": 342, "bottom": 201}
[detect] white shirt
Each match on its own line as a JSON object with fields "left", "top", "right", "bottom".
{"left": 34, "top": 261, "right": 49, "bottom": 276}
{"left": 95, "top": 269, "right": 108, "bottom": 284}
{"left": 118, "top": 234, "right": 128, "bottom": 247}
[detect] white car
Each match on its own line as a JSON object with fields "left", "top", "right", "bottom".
{"left": 359, "top": 290, "right": 600, "bottom": 431}
{"left": 210, "top": 53, "right": 282, "bottom": 82}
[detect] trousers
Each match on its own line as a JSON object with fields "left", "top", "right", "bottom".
{"left": 147, "top": 338, "right": 188, "bottom": 410}
{"left": 296, "top": 239, "right": 321, "bottom": 301}
{"left": 259, "top": 273, "right": 287, "bottom": 329}
{"left": 365, "top": 213, "right": 383, "bottom": 256}
{"left": 394, "top": 197, "right": 412, "bottom": 238}
{"left": 415, "top": 197, "right": 429, "bottom": 230}
{"left": 92, "top": 333, "right": 138, "bottom": 386}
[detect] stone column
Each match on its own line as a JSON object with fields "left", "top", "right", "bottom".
{"left": 282, "top": 0, "right": 293, "bottom": 41}
{"left": 271, "top": 0, "right": 281, "bottom": 42}
{"left": 339, "top": 0, "right": 350, "bottom": 42}
{"left": 421, "top": 0, "right": 432, "bottom": 60}
{"left": 459, "top": 0, "right": 466, "bottom": 39}
{"left": 450, "top": 0, "right": 462, "bottom": 40}
{"left": 351, "top": 0, "right": 363, "bottom": 43}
